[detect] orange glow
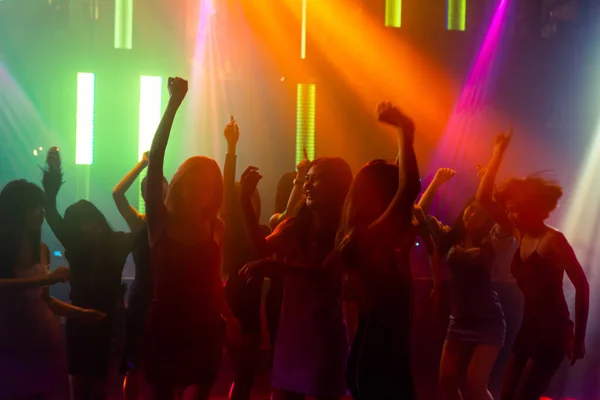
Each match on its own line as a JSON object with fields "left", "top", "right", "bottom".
{"left": 281, "top": 0, "right": 456, "bottom": 156}
{"left": 241, "top": 0, "right": 456, "bottom": 169}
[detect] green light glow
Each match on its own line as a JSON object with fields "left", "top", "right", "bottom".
{"left": 76, "top": 73, "right": 95, "bottom": 165}
{"left": 114, "top": 0, "right": 133, "bottom": 50}
{"left": 385, "top": 0, "right": 402, "bottom": 28}
{"left": 301, "top": 0, "right": 307, "bottom": 59}
{"left": 138, "top": 76, "right": 162, "bottom": 213}
{"left": 447, "top": 0, "right": 467, "bottom": 31}
{"left": 296, "top": 84, "right": 316, "bottom": 166}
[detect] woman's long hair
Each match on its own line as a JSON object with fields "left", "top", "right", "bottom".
{"left": 438, "top": 198, "right": 496, "bottom": 256}
{"left": 166, "top": 156, "right": 223, "bottom": 227}
{"left": 63, "top": 199, "right": 113, "bottom": 241}
{"left": 282, "top": 157, "right": 353, "bottom": 253}
{"left": 336, "top": 160, "right": 405, "bottom": 249}
{"left": 0, "top": 180, "right": 45, "bottom": 278}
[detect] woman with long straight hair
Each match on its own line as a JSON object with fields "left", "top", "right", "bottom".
{"left": 238, "top": 155, "right": 353, "bottom": 400}
{"left": 334, "top": 102, "right": 420, "bottom": 400}
{"left": 141, "top": 77, "right": 239, "bottom": 400}
{"left": 43, "top": 147, "right": 140, "bottom": 400}
{"left": 0, "top": 179, "right": 104, "bottom": 400}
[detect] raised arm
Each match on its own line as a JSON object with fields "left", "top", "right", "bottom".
{"left": 42, "top": 147, "right": 72, "bottom": 248}
{"left": 112, "top": 152, "right": 148, "bottom": 231}
{"left": 238, "top": 167, "right": 268, "bottom": 257}
{"left": 417, "top": 168, "right": 456, "bottom": 214}
{"left": 368, "top": 102, "right": 421, "bottom": 237}
{"left": 269, "top": 157, "right": 310, "bottom": 230}
{"left": 146, "top": 77, "right": 188, "bottom": 248}
{"left": 476, "top": 131, "right": 513, "bottom": 233}
{"left": 222, "top": 118, "right": 240, "bottom": 224}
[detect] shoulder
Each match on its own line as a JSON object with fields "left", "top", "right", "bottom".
{"left": 541, "top": 227, "right": 573, "bottom": 258}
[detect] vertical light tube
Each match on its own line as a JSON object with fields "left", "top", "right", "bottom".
{"left": 385, "top": 0, "right": 402, "bottom": 28}
{"left": 114, "top": 0, "right": 133, "bottom": 49}
{"left": 138, "top": 76, "right": 163, "bottom": 213}
{"left": 296, "top": 83, "right": 316, "bottom": 166}
{"left": 448, "top": 0, "right": 467, "bottom": 31}
{"left": 301, "top": 0, "right": 308, "bottom": 59}
{"left": 76, "top": 73, "right": 95, "bottom": 165}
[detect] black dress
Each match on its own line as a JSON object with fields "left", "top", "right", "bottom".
{"left": 64, "top": 231, "right": 136, "bottom": 376}
{"left": 124, "top": 221, "right": 153, "bottom": 370}
{"left": 44, "top": 194, "right": 138, "bottom": 376}
{"left": 342, "top": 232, "right": 415, "bottom": 400}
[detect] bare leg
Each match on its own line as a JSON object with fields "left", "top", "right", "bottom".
{"left": 439, "top": 340, "right": 466, "bottom": 400}
{"left": 464, "top": 344, "right": 501, "bottom": 400}
{"left": 512, "top": 358, "right": 562, "bottom": 400}
{"left": 500, "top": 354, "right": 528, "bottom": 400}
{"left": 271, "top": 389, "right": 305, "bottom": 400}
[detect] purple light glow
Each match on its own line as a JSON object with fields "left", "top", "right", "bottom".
{"left": 427, "top": 0, "right": 511, "bottom": 216}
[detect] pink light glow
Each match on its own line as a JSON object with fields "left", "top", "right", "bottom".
{"left": 426, "top": 0, "right": 511, "bottom": 215}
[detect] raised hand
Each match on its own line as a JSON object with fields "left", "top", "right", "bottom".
{"left": 48, "top": 266, "right": 70, "bottom": 285}
{"left": 42, "top": 148, "right": 63, "bottom": 196}
{"left": 168, "top": 77, "right": 188, "bottom": 104}
{"left": 433, "top": 168, "right": 456, "bottom": 185}
{"left": 240, "top": 166, "right": 262, "bottom": 201}
{"left": 493, "top": 127, "right": 513, "bottom": 155}
{"left": 141, "top": 151, "right": 150, "bottom": 166}
{"left": 376, "top": 102, "right": 415, "bottom": 137}
{"left": 297, "top": 149, "right": 311, "bottom": 177}
{"left": 46, "top": 146, "right": 61, "bottom": 170}
{"left": 224, "top": 117, "right": 240, "bottom": 145}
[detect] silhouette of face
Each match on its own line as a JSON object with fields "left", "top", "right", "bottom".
{"left": 304, "top": 164, "right": 328, "bottom": 210}
{"left": 463, "top": 201, "right": 487, "bottom": 232}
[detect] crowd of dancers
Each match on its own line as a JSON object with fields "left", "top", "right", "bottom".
{"left": 0, "top": 77, "right": 590, "bottom": 400}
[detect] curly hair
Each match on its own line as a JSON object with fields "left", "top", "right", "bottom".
{"left": 495, "top": 174, "right": 563, "bottom": 217}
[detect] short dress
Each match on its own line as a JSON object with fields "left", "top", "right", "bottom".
{"left": 429, "top": 218, "right": 514, "bottom": 346}
{"left": 141, "top": 235, "right": 225, "bottom": 386}
{"left": 511, "top": 249, "right": 573, "bottom": 368}
{"left": 0, "top": 264, "right": 67, "bottom": 397}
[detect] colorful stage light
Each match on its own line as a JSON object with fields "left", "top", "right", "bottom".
{"left": 138, "top": 75, "right": 162, "bottom": 213}
{"left": 296, "top": 83, "right": 316, "bottom": 165}
{"left": 447, "top": 0, "right": 467, "bottom": 31}
{"left": 76, "top": 72, "right": 95, "bottom": 166}
{"left": 385, "top": 0, "right": 402, "bottom": 28}
{"left": 114, "top": 0, "right": 133, "bottom": 50}
{"left": 301, "top": 0, "right": 308, "bottom": 59}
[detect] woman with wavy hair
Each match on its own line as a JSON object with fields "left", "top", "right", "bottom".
{"left": 477, "top": 131, "right": 589, "bottom": 400}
